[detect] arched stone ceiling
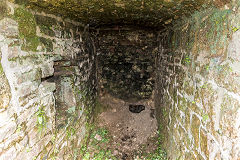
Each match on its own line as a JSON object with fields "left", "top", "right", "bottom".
{"left": 14, "top": 0, "right": 228, "bottom": 29}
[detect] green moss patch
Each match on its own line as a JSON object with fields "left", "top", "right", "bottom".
{"left": 0, "top": 0, "right": 8, "bottom": 20}
{"left": 14, "top": 7, "right": 40, "bottom": 51}
{"left": 39, "top": 37, "right": 53, "bottom": 52}
{"left": 35, "top": 15, "right": 56, "bottom": 37}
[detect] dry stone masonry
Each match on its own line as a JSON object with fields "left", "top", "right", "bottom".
{"left": 155, "top": 5, "right": 240, "bottom": 159}
{"left": 95, "top": 28, "right": 158, "bottom": 100}
{"left": 0, "top": 1, "right": 96, "bottom": 159}
{"left": 0, "top": 0, "right": 240, "bottom": 160}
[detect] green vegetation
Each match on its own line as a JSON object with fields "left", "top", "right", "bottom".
{"left": 80, "top": 126, "right": 117, "bottom": 160}
{"left": 36, "top": 106, "right": 47, "bottom": 136}
{"left": 0, "top": 0, "right": 8, "bottom": 20}
{"left": 35, "top": 15, "right": 56, "bottom": 37}
{"left": 183, "top": 55, "right": 191, "bottom": 65}
{"left": 0, "top": 58, "right": 3, "bottom": 75}
{"left": 231, "top": 26, "right": 239, "bottom": 32}
{"left": 13, "top": 7, "right": 40, "bottom": 51}
{"left": 202, "top": 114, "right": 209, "bottom": 122}
{"left": 39, "top": 37, "right": 53, "bottom": 52}
{"left": 135, "top": 129, "right": 167, "bottom": 160}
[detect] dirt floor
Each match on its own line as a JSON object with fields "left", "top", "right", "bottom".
{"left": 93, "top": 93, "right": 159, "bottom": 160}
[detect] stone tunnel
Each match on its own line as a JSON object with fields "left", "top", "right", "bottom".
{"left": 0, "top": 0, "right": 240, "bottom": 159}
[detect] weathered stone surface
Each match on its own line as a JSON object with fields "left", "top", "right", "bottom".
{"left": 15, "top": 0, "right": 209, "bottom": 29}
{"left": 16, "top": 68, "right": 41, "bottom": 84}
{"left": 200, "top": 129, "right": 209, "bottom": 159}
{"left": 35, "top": 15, "right": 56, "bottom": 37}
{"left": 155, "top": 4, "right": 240, "bottom": 159}
{"left": 0, "top": 2, "right": 96, "bottom": 160}
{"left": 97, "top": 28, "right": 157, "bottom": 100}
{"left": 1, "top": 0, "right": 240, "bottom": 160}
{"left": 0, "top": 145, "right": 17, "bottom": 160}
{"left": 191, "top": 114, "right": 200, "bottom": 149}
{"left": 0, "top": 120, "right": 17, "bottom": 143}
{"left": 0, "top": 18, "right": 19, "bottom": 38}
{"left": 0, "top": 58, "right": 11, "bottom": 109}
{"left": 40, "top": 61, "right": 54, "bottom": 78}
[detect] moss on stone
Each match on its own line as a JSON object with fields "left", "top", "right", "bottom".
{"left": 21, "top": 36, "right": 40, "bottom": 51}
{"left": 39, "top": 37, "right": 53, "bottom": 52}
{"left": 14, "top": 0, "right": 29, "bottom": 5}
{"left": 14, "top": 0, "right": 210, "bottom": 29}
{"left": 14, "top": 7, "right": 40, "bottom": 51}
{"left": 35, "top": 15, "right": 56, "bottom": 37}
{"left": 0, "top": 0, "right": 8, "bottom": 20}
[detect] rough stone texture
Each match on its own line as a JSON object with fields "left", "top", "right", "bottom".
{"left": 96, "top": 28, "right": 157, "bottom": 101}
{"left": 0, "top": 52, "right": 11, "bottom": 109}
{"left": 12, "top": 0, "right": 209, "bottom": 29}
{"left": 0, "top": 1, "right": 96, "bottom": 160}
{"left": 155, "top": 4, "right": 240, "bottom": 160}
{"left": 1, "top": 0, "right": 240, "bottom": 159}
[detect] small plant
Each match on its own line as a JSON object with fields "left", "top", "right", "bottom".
{"left": 26, "top": 146, "right": 31, "bottom": 153}
{"left": 66, "top": 127, "right": 76, "bottom": 139}
{"left": 16, "top": 125, "right": 22, "bottom": 133}
{"left": 80, "top": 126, "right": 117, "bottom": 160}
{"left": 184, "top": 55, "right": 191, "bottom": 65}
{"left": 36, "top": 106, "right": 47, "bottom": 136}
{"left": 205, "top": 65, "right": 210, "bottom": 71}
{"left": 200, "top": 82, "right": 208, "bottom": 89}
{"left": 202, "top": 114, "right": 209, "bottom": 122}
{"left": 231, "top": 26, "right": 239, "bottom": 32}
{"left": 90, "top": 127, "right": 109, "bottom": 144}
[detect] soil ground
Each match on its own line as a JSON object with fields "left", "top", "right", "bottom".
{"left": 87, "top": 93, "right": 160, "bottom": 160}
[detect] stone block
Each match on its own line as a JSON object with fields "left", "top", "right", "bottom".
{"left": 16, "top": 135, "right": 29, "bottom": 152}
{"left": 16, "top": 68, "right": 42, "bottom": 84}
{"left": 40, "top": 61, "right": 54, "bottom": 78}
{"left": 2, "top": 130, "right": 24, "bottom": 151}
{"left": 0, "top": 109, "right": 13, "bottom": 128}
{"left": 0, "top": 64, "right": 11, "bottom": 109}
{"left": 228, "top": 31, "right": 240, "bottom": 62}
{"left": 28, "top": 128, "right": 40, "bottom": 147}
{"left": 0, "top": 146, "right": 17, "bottom": 160}
{"left": 17, "top": 81, "right": 40, "bottom": 98}
{"left": 0, "top": 120, "right": 17, "bottom": 143}
{"left": 17, "top": 133, "right": 52, "bottom": 160}
{"left": 7, "top": 46, "right": 21, "bottom": 60}
{"left": 39, "top": 81, "right": 56, "bottom": 96}
{"left": 35, "top": 15, "right": 56, "bottom": 37}
{"left": 191, "top": 114, "right": 200, "bottom": 148}
{"left": 18, "top": 103, "right": 38, "bottom": 125}
{"left": 0, "top": 18, "right": 18, "bottom": 38}
{"left": 39, "top": 37, "right": 53, "bottom": 52}
{"left": 200, "top": 129, "right": 209, "bottom": 159}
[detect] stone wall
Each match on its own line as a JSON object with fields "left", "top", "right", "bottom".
{"left": 95, "top": 27, "right": 158, "bottom": 101}
{"left": 155, "top": 4, "right": 240, "bottom": 160}
{"left": 0, "top": 1, "right": 96, "bottom": 159}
